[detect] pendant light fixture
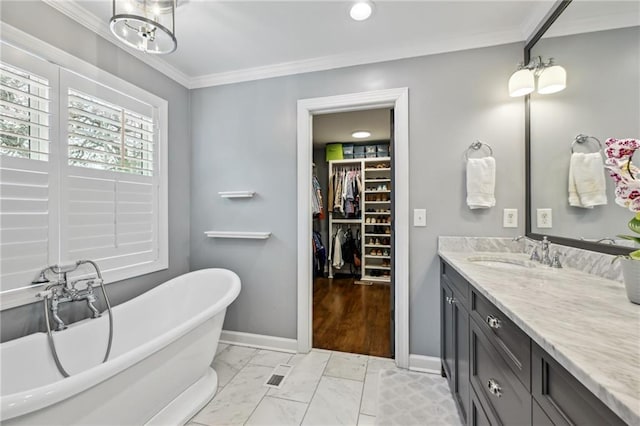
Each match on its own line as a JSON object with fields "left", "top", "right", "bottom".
{"left": 110, "top": 0, "right": 177, "bottom": 54}
{"left": 508, "top": 56, "right": 566, "bottom": 97}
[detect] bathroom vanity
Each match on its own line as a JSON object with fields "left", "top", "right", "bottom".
{"left": 439, "top": 244, "right": 639, "bottom": 426}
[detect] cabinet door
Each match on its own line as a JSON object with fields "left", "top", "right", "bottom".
{"left": 454, "top": 297, "right": 470, "bottom": 424}
{"left": 441, "top": 282, "right": 454, "bottom": 383}
{"left": 532, "top": 344, "right": 626, "bottom": 426}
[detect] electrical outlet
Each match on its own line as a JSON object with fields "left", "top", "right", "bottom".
{"left": 537, "top": 208, "right": 552, "bottom": 228}
{"left": 503, "top": 208, "right": 518, "bottom": 228}
{"left": 414, "top": 209, "right": 426, "bottom": 227}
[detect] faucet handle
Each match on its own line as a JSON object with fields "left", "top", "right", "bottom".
{"left": 550, "top": 251, "right": 563, "bottom": 268}
{"left": 529, "top": 246, "right": 541, "bottom": 262}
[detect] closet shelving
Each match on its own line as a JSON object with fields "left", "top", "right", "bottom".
{"left": 362, "top": 158, "right": 392, "bottom": 284}
{"left": 328, "top": 157, "right": 392, "bottom": 284}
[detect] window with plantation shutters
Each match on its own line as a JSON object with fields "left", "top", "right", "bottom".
{"left": 59, "top": 69, "right": 162, "bottom": 282}
{"left": 0, "top": 40, "right": 167, "bottom": 302}
{"left": 0, "top": 44, "right": 57, "bottom": 293}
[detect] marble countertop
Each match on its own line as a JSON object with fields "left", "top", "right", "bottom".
{"left": 438, "top": 249, "right": 640, "bottom": 425}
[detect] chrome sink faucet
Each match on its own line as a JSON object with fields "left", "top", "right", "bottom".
{"left": 514, "top": 235, "right": 562, "bottom": 267}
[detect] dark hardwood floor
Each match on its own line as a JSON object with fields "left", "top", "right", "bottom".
{"left": 313, "top": 277, "right": 392, "bottom": 358}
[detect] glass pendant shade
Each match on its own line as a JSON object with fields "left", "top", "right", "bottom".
{"left": 508, "top": 69, "right": 535, "bottom": 97}
{"left": 110, "top": 0, "right": 177, "bottom": 54}
{"left": 537, "top": 65, "right": 567, "bottom": 94}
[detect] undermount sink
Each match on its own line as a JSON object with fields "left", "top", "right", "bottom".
{"left": 466, "top": 255, "right": 537, "bottom": 270}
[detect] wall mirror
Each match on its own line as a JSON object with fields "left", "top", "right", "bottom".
{"left": 526, "top": 0, "right": 640, "bottom": 254}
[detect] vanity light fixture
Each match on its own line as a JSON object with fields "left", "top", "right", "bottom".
{"left": 350, "top": 1, "right": 374, "bottom": 21}
{"left": 508, "top": 56, "right": 566, "bottom": 97}
{"left": 352, "top": 130, "right": 372, "bottom": 139}
{"left": 110, "top": 0, "right": 177, "bottom": 54}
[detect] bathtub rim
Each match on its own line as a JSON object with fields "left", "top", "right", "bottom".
{"left": 0, "top": 268, "right": 240, "bottom": 421}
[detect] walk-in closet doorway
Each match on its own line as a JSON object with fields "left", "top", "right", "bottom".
{"left": 312, "top": 109, "right": 394, "bottom": 358}
{"left": 297, "top": 88, "right": 410, "bottom": 369}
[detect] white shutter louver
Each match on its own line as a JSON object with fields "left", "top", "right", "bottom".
{"left": 0, "top": 62, "right": 50, "bottom": 161}
{"left": 67, "top": 89, "right": 153, "bottom": 176}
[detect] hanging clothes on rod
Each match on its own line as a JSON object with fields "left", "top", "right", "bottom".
{"left": 312, "top": 173, "right": 325, "bottom": 219}
{"left": 329, "top": 166, "right": 362, "bottom": 218}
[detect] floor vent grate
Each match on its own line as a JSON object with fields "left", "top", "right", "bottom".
{"left": 264, "top": 364, "right": 293, "bottom": 389}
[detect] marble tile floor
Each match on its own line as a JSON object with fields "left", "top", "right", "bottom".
{"left": 188, "top": 344, "right": 444, "bottom": 426}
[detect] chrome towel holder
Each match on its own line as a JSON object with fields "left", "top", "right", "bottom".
{"left": 571, "top": 134, "right": 603, "bottom": 153}
{"left": 464, "top": 140, "right": 493, "bottom": 160}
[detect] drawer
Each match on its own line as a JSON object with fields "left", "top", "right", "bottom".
{"left": 532, "top": 344, "right": 626, "bottom": 426}
{"left": 441, "top": 260, "right": 469, "bottom": 308}
{"left": 471, "top": 289, "right": 531, "bottom": 389}
{"left": 470, "top": 320, "right": 531, "bottom": 426}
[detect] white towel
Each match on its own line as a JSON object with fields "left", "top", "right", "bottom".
{"left": 466, "top": 157, "right": 496, "bottom": 209}
{"left": 568, "top": 152, "right": 607, "bottom": 208}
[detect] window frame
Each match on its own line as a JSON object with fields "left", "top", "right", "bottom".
{"left": 0, "top": 23, "right": 168, "bottom": 310}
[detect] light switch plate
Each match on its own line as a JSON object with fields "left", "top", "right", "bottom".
{"left": 414, "top": 209, "right": 426, "bottom": 227}
{"left": 503, "top": 208, "right": 518, "bottom": 228}
{"left": 537, "top": 208, "right": 552, "bottom": 228}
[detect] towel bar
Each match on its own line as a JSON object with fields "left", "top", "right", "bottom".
{"left": 571, "top": 134, "right": 603, "bottom": 153}
{"left": 464, "top": 140, "right": 493, "bottom": 160}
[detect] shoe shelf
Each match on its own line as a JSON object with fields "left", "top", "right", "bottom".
{"left": 365, "top": 222, "right": 391, "bottom": 226}
{"left": 365, "top": 211, "right": 390, "bottom": 215}
{"left": 364, "top": 190, "right": 391, "bottom": 194}
{"left": 332, "top": 218, "right": 362, "bottom": 224}
{"left": 365, "top": 265, "right": 391, "bottom": 270}
{"left": 364, "top": 168, "right": 391, "bottom": 172}
{"left": 365, "top": 255, "right": 391, "bottom": 260}
{"left": 361, "top": 275, "right": 391, "bottom": 283}
{"left": 367, "top": 201, "right": 391, "bottom": 204}
{"left": 365, "top": 244, "right": 391, "bottom": 248}
{"left": 365, "top": 178, "right": 391, "bottom": 183}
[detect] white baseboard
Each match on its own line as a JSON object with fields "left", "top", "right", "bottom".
{"left": 219, "top": 330, "right": 298, "bottom": 353}
{"left": 408, "top": 354, "right": 441, "bottom": 375}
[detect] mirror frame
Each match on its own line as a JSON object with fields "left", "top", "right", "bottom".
{"left": 524, "top": 0, "right": 632, "bottom": 256}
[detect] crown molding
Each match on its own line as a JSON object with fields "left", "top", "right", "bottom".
{"left": 40, "top": 0, "right": 532, "bottom": 90}
{"left": 41, "top": 0, "right": 191, "bottom": 88}
{"left": 520, "top": 0, "right": 561, "bottom": 43}
{"left": 189, "top": 28, "right": 524, "bottom": 89}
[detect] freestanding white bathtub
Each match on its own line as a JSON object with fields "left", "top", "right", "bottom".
{"left": 0, "top": 268, "right": 240, "bottom": 425}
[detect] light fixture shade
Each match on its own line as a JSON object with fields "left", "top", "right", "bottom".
{"left": 110, "top": 0, "right": 177, "bottom": 54}
{"left": 350, "top": 1, "right": 374, "bottom": 21}
{"left": 508, "top": 69, "right": 535, "bottom": 97}
{"left": 352, "top": 131, "right": 371, "bottom": 139}
{"left": 537, "top": 65, "right": 566, "bottom": 94}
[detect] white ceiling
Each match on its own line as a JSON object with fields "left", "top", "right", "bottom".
{"left": 44, "top": 0, "right": 561, "bottom": 88}
{"left": 313, "top": 108, "right": 391, "bottom": 146}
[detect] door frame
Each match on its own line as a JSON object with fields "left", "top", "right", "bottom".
{"left": 296, "top": 88, "right": 409, "bottom": 368}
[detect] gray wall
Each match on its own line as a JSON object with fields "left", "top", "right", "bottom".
{"left": 0, "top": 1, "right": 191, "bottom": 341}
{"left": 531, "top": 26, "right": 640, "bottom": 239}
{"left": 190, "top": 43, "right": 525, "bottom": 357}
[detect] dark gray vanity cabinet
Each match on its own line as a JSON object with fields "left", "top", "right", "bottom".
{"left": 441, "top": 261, "right": 471, "bottom": 424}
{"left": 440, "top": 259, "right": 627, "bottom": 426}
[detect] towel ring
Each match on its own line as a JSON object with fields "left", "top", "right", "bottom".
{"left": 464, "top": 140, "right": 493, "bottom": 160}
{"left": 571, "top": 134, "right": 603, "bottom": 153}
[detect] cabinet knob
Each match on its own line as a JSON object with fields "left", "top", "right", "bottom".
{"left": 487, "top": 378, "right": 502, "bottom": 398}
{"left": 486, "top": 315, "right": 502, "bottom": 329}
{"left": 446, "top": 296, "right": 456, "bottom": 305}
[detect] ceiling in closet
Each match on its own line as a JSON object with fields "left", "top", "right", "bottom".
{"left": 43, "top": 0, "right": 560, "bottom": 87}
{"left": 313, "top": 109, "right": 391, "bottom": 146}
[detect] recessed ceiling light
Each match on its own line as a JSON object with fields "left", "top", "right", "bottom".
{"left": 350, "top": 1, "right": 373, "bottom": 21}
{"left": 352, "top": 131, "right": 371, "bottom": 139}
